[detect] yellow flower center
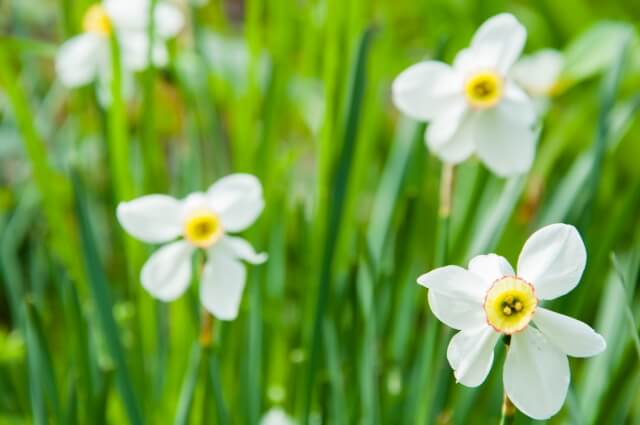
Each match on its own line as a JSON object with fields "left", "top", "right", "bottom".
{"left": 183, "top": 211, "right": 223, "bottom": 248}
{"left": 484, "top": 276, "right": 537, "bottom": 335}
{"left": 464, "top": 71, "right": 503, "bottom": 109}
{"left": 82, "top": 5, "right": 112, "bottom": 35}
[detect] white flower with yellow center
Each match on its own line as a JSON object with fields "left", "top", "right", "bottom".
{"left": 116, "top": 174, "right": 267, "bottom": 320}
{"left": 417, "top": 223, "right": 606, "bottom": 420}
{"left": 56, "top": 0, "right": 183, "bottom": 92}
{"left": 392, "top": 13, "right": 537, "bottom": 177}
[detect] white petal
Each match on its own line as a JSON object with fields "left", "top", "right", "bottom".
{"left": 218, "top": 236, "right": 268, "bottom": 265}
{"left": 207, "top": 174, "right": 264, "bottom": 232}
{"left": 117, "top": 194, "right": 183, "bottom": 243}
{"left": 426, "top": 104, "right": 476, "bottom": 164}
{"left": 427, "top": 290, "right": 487, "bottom": 331}
{"left": 200, "top": 249, "right": 246, "bottom": 320}
{"left": 511, "top": 49, "right": 564, "bottom": 96}
{"left": 533, "top": 308, "right": 606, "bottom": 357}
{"left": 517, "top": 223, "right": 587, "bottom": 300}
{"left": 417, "top": 265, "right": 490, "bottom": 302}
{"left": 468, "top": 254, "right": 514, "bottom": 284}
{"left": 119, "top": 31, "right": 169, "bottom": 71}
{"left": 56, "top": 34, "right": 106, "bottom": 87}
{"left": 474, "top": 96, "right": 537, "bottom": 177}
{"left": 141, "top": 240, "right": 194, "bottom": 301}
{"left": 447, "top": 327, "right": 500, "bottom": 387}
{"left": 504, "top": 327, "right": 570, "bottom": 420}
{"left": 392, "top": 61, "right": 462, "bottom": 121}
{"left": 155, "top": 3, "right": 184, "bottom": 38}
{"left": 105, "top": 0, "right": 148, "bottom": 32}
{"left": 471, "top": 13, "right": 526, "bottom": 73}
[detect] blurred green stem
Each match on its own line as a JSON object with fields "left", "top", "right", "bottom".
{"left": 499, "top": 337, "right": 516, "bottom": 425}
{"left": 436, "top": 163, "right": 455, "bottom": 266}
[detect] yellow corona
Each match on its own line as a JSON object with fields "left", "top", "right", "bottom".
{"left": 484, "top": 276, "right": 537, "bottom": 334}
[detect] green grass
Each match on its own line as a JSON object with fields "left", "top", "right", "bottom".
{"left": 1, "top": 0, "right": 640, "bottom": 424}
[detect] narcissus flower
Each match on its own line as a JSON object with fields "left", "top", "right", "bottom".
{"left": 117, "top": 174, "right": 267, "bottom": 320}
{"left": 56, "top": 0, "right": 183, "bottom": 97}
{"left": 392, "top": 13, "right": 538, "bottom": 177}
{"left": 417, "top": 223, "right": 605, "bottom": 420}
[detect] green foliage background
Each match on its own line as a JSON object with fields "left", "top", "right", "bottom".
{"left": 0, "top": 0, "right": 639, "bottom": 424}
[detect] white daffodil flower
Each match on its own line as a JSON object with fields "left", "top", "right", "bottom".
{"left": 259, "top": 408, "right": 296, "bottom": 425}
{"left": 116, "top": 174, "right": 267, "bottom": 321}
{"left": 56, "top": 0, "right": 183, "bottom": 94}
{"left": 512, "top": 49, "right": 564, "bottom": 112}
{"left": 417, "top": 223, "right": 606, "bottom": 420}
{"left": 392, "top": 13, "right": 538, "bottom": 177}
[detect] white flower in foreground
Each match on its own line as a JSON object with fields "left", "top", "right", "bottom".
{"left": 56, "top": 0, "right": 183, "bottom": 92}
{"left": 417, "top": 223, "right": 606, "bottom": 420}
{"left": 117, "top": 174, "right": 267, "bottom": 320}
{"left": 512, "top": 49, "right": 564, "bottom": 112}
{"left": 392, "top": 13, "right": 538, "bottom": 177}
{"left": 259, "top": 408, "right": 296, "bottom": 425}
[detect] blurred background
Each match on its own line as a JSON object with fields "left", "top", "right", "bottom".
{"left": 1, "top": 0, "right": 639, "bottom": 424}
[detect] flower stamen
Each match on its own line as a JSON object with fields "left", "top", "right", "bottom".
{"left": 484, "top": 276, "right": 537, "bottom": 335}
{"left": 464, "top": 71, "right": 503, "bottom": 109}
{"left": 183, "top": 210, "right": 223, "bottom": 248}
{"left": 83, "top": 5, "right": 112, "bottom": 35}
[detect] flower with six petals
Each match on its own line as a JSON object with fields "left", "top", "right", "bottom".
{"left": 417, "top": 223, "right": 606, "bottom": 419}
{"left": 117, "top": 174, "right": 267, "bottom": 321}
{"left": 392, "top": 13, "right": 538, "bottom": 177}
{"left": 56, "top": 0, "right": 183, "bottom": 102}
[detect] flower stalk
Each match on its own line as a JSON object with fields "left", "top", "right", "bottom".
{"left": 499, "top": 336, "right": 516, "bottom": 425}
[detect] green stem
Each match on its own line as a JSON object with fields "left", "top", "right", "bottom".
{"left": 107, "top": 33, "right": 133, "bottom": 201}
{"left": 435, "top": 163, "right": 455, "bottom": 267}
{"left": 498, "top": 394, "right": 516, "bottom": 425}
{"left": 499, "top": 336, "right": 516, "bottom": 425}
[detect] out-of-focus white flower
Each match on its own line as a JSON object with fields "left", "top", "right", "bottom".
{"left": 259, "top": 408, "right": 296, "bottom": 425}
{"left": 117, "top": 174, "right": 267, "bottom": 320}
{"left": 417, "top": 223, "right": 606, "bottom": 420}
{"left": 512, "top": 49, "right": 564, "bottom": 98}
{"left": 55, "top": 0, "right": 183, "bottom": 94}
{"left": 392, "top": 13, "right": 538, "bottom": 177}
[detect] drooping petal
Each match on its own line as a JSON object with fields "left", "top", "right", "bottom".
{"left": 56, "top": 33, "right": 106, "bottom": 87}
{"left": 392, "top": 61, "right": 462, "bottom": 121}
{"left": 117, "top": 195, "right": 183, "bottom": 243}
{"left": 418, "top": 266, "right": 490, "bottom": 302}
{"left": 470, "top": 13, "right": 526, "bottom": 73}
{"left": 511, "top": 49, "right": 564, "bottom": 96}
{"left": 427, "top": 290, "right": 487, "bottom": 330}
{"left": 219, "top": 236, "right": 268, "bottom": 264}
{"left": 200, "top": 248, "right": 246, "bottom": 320}
{"left": 468, "top": 254, "right": 515, "bottom": 284}
{"left": 504, "top": 327, "right": 570, "bottom": 420}
{"left": 517, "top": 223, "right": 587, "bottom": 300}
{"left": 207, "top": 174, "right": 264, "bottom": 233}
{"left": 474, "top": 96, "right": 537, "bottom": 177}
{"left": 155, "top": 3, "right": 184, "bottom": 38}
{"left": 140, "top": 240, "right": 194, "bottom": 301}
{"left": 533, "top": 308, "right": 606, "bottom": 357}
{"left": 426, "top": 104, "right": 476, "bottom": 164}
{"left": 447, "top": 327, "right": 500, "bottom": 387}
